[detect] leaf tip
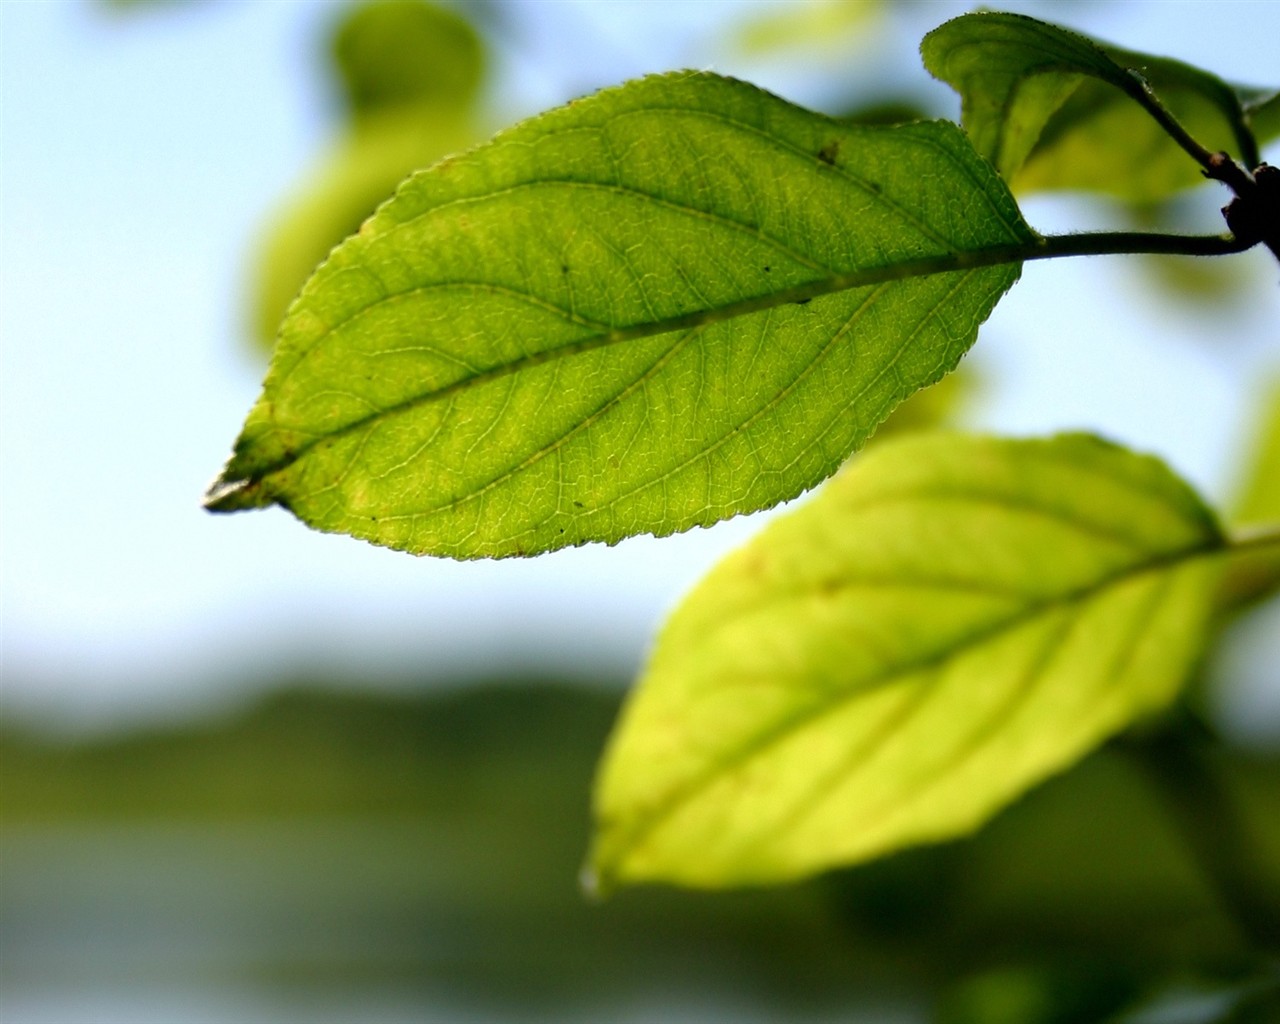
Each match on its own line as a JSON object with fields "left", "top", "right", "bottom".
{"left": 202, "top": 466, "right": 272, "bottom": 514}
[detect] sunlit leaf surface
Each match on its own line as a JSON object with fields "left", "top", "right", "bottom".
{"left": 591, "top": 434, "right": 1225, "bottom": 888}
{"left": 1234, "top": 377, "right": 1280, "bottom": 528}
{"left": 922, "top": 12, "right": 1276, "bottom": 201}
{"left": 211, "top": 72, "right": 1034, "bottom": 557}
{"left": 1219, "top": 375, "right": 1280, "bottom": 613}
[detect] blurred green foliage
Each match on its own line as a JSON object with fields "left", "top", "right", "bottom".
{"left": 1218, "top": 376, "right": 1280, "bottom": 615}
{"left": 333, "top": 0, "right": 483, "bottom": 123}
{"left": 3, "top": 681, "right": 1277, "bottom": 1021}
{"left": 250, "top": 0, "right": 487, "bottom": 350}
{"left": 729, "top": 0, "right": 885, "bottom": 59}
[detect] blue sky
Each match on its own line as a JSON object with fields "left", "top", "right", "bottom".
{"left": 2, "top": 0, "right": 1277, "bottom": 730}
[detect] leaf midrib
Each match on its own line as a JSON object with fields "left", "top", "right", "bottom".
{"left": 212, "top": 241, "right": 1042, "bottom": 502}
{"left": 276, "top": 160, "right": 971, "bottom": 394}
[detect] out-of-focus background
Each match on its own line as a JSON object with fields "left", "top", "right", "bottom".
{"left": 1, "top": 2, "right": 1278, "bottom": 1022}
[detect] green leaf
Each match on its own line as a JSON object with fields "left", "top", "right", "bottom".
{"left": 1015, "top": 75, "right": 1277, "bottom": 202}
{"left": 730, "top": 0, "right": 884, "bottom": 59}
{"left": 1218, "top": 374, "right": 1280, "bottom": 614}
{"left": 1234, "top": 376, "right": 1280, "bottom": 528}
{"left": 1246, "top": 91, "right": 1280, "bottom": 146}
{"left": 871, "top": 364, "right": 975, "bottom": 439}
{"left": 921, "top": 12, "right": 1275, "bottom": 201}
{"left": 590, "top": 433, "right": 1225, "bottom": 889}
{"left": 208, "top": 71, "right": 1035, "bottom": 558}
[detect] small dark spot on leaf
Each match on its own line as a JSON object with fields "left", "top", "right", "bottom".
{"left": 794, "top": 298, "right": 812, "bottom": 306}
{"left": 763, "top": 265, "right": 771, "bottom": 273}
{"left": 818, "top": 140, "right": 839, "bottom": 165}
{"left": 573, "top": 500, "right": 584, "bottom": 508}
{"left": 561, "top": 264, "right": 569, "bottom": 274}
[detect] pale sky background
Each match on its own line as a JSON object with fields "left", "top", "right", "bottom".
{"left": 1, "top": 0, "right": 1277, "bottom": 731}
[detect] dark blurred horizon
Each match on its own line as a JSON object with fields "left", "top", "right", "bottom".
{"left": 5, "top": 676, "right": 1278, "bottom": 1023}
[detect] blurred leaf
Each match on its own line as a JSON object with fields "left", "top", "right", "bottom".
{"left": 332, "top": 0, "right": 484, "bottom": 122}
{"left": 1124, "top": 200, "right": 1255, "bottom": 306}
{"left": 250, "top": 105, "right": 476, "bottom": 348}
{"left": 1133, "top": 252, "right": 1250, "bottom": 305}
{"left": 935, "top": 964, "right": 1139, "bottom": 1024}
{"left": 590, "top": 433, "right": 1225, "bottom": 889}
{"left": 1247, "top": 92, "right": 1280, "bottom": 147}
{"left": 1233, "top": 377, "right": 1280, "bottom": 527}
{"left": 1218, "top": 375, "right": 1280, "bottom": 614}
{"left": 731, "top": 0, "right": 883, "bottom": 58}
{"left": 1220, "top": 979, "right": 1280, "bottom": 1024}
{"left": 873, "top": 364, "right": 976, "bottom": 438}
{"left": 250, "top": 0, "right": 488, "bottom": 349}
{"left": 1125, "top": 719, "right": 1280, "bottom": 955}
{"left": 921, "top": 12, "right": 1275, "bottom": 201}
{"left": 210, "top": 71, "right": 1034, "bottom": 558}
{"left": 1016, "top": 75, "right": 1276, "bottom": 201}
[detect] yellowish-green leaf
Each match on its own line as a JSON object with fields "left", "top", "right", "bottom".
{"left": 1015, "top": 74, "right": 1276, "bottom": 201}
{"left": 1235, "top": 377, "right": 1280, "bottom": 527}
{"left": 1219, "top": 375, "right": 1280, "bottom": 613}
{"left": 209, "top": 71, "right": 1035, "bottom": 558}
{"left": 1248, "top": 91, "right": 1280, "bottom": 146}
{"left": 731, "top": 0, "right": 884, "bottom": 59}
{"left": 921, "top": 12, "right": 1276, "bottom": 201}
{"left": 590, "top": 434, "right": 1225, "bottom": 889}
{"left": 872, "top": 364, "right": 975, "bottom": 439}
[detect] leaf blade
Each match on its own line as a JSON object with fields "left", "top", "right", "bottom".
{"left": 1218, "top": 375, "right": 1280, "bottom": 614}
{"left": 210, "top": 71, "right": 1036, "bottom": 558}
{"left": 921, "top": 12, "right": 1276, "bottom": 201}
{"left": 590, "top": 434, "right": 1225, "bottom": 889}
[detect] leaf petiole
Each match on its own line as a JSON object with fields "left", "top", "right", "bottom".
{"left": 1226, "top": 523, "right": 1280, "bottom": 554}
{"left": 1031, "top": 229, "right": 1253, "bottom": 260}
{"left": 1120, "top": 70, "right": 1243, "bottom": 172}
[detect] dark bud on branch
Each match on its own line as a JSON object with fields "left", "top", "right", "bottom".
{"left": 1209, "top": 154, "right": 1280, "bottom": 264}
